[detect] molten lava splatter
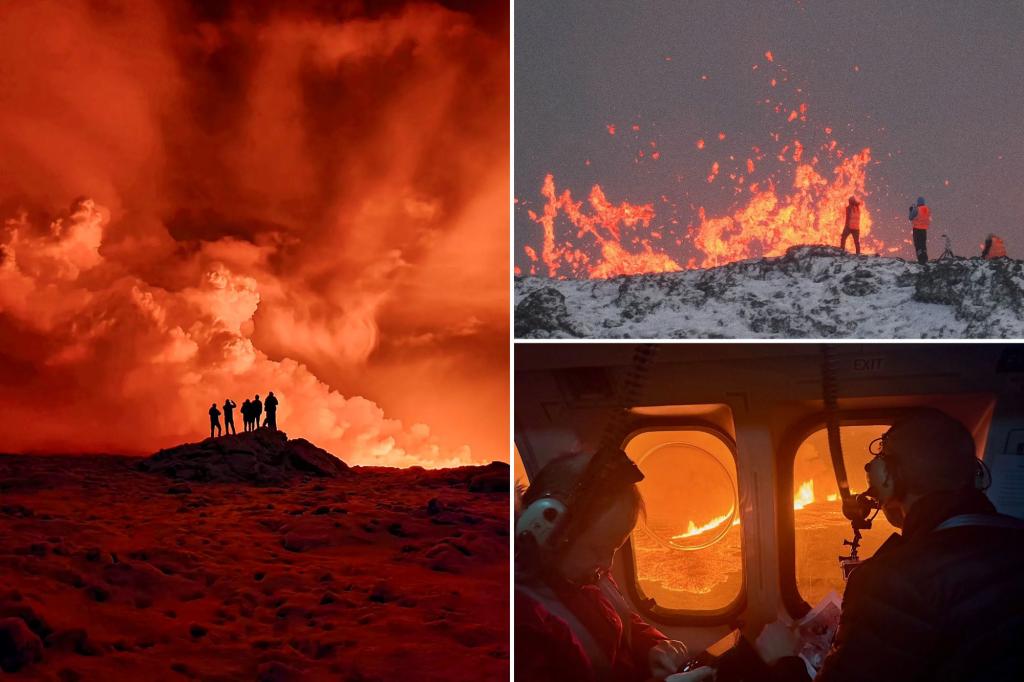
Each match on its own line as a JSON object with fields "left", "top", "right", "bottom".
{"left": 671, "top": 478, "right": 823, "bottom": 545}
{"left": 527, "top": 145, "right": 876, "bottom": 277}
{"left": 527, "top": 174, "right": 682, "bottom": 278}
{"left": 793, "top": 479, "right": 815, "bottom": 510}
{"left": 521, "top": 53, "right": 884, "bottom": 279}
{"left": 672, "top": 508, "right": 741, "bottom": 540}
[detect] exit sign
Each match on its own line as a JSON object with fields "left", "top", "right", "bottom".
{"left": 853, "top": 357, "right": 884, "bottom": 372}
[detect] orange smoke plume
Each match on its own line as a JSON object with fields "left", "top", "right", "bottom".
{"left": 0, "top": 0, "right": 509, "bottom": 466}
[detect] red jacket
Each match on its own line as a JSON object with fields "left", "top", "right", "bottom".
{"left": 911, "top": 204, "right": 930, "bottom": 229}
{"left": 515, "top": 575, "right": 667, "bottom": 682}
{"left": 844, "top": 203, "right": 861, "bottom": 230}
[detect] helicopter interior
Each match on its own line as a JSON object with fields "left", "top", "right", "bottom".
{"left": 514, "top": 343, "right": 1024, "bottom": 654}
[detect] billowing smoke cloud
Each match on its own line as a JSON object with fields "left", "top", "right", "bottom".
{"left": 0, "top": 0, "right": 508, "bottom": 466}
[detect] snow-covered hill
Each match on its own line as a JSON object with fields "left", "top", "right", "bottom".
{"left": 514, "top": 246, "right": 1024, "bottom": 338}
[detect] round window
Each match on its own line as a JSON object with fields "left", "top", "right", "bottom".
{"left": 634, "top": 440, "right": 738, "bottom": 551}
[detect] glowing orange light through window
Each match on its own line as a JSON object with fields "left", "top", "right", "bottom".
{"left": 793, "top": 425, "right": 898, "bottom": 605}
{"left": 626, "top": 429, "right": 742, "bottom": 611}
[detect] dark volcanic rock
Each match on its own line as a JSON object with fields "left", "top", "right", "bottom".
{"left": 514, "top": 287, "right": 580, "bottom": 337}
{"left": 0, "top": 617, "right": 44, "bottom": 672}
{"left": 468, "top": 462, "right": 510, "bottom": 493}
{"left": 0, "top": 452, "right": 510, "bottom": 680}
{"left": 257, "top": 660, "right": 303, "bottom": 682}
{"left": 46, "top": 628, "right": 97, "bottom": 656}
{"left": 516, "top": 245, "right": 1024, "bottom": 338}
{"left": 913, "top": 257, "right": 1024, "bottom": 335}
{"left": 139, "top": 430, "right": 349, "bottom": 484}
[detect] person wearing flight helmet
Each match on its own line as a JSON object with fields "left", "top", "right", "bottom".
{"left": 515, "top": 448, "right": 713, "bottom": 682}
{"left": 756, "top": 408, "right": 1024, "bottom": 681}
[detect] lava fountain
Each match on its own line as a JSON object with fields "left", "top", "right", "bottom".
{"left": 518, "top": 52, "right": 894, "bottom": 279}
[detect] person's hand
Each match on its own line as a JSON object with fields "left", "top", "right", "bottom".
{"left": 755, "top": 619, "right": 800, "bottom": 665}
{"left": 665, "top": 667, "right": 715, "bottom": 682}
{"left": 649, "top": 639, "right": 689, "bottom": 678}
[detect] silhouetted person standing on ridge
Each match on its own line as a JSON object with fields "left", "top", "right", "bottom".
{"left": 909, "top": 196, "right": 930, "bottom": 263}
{"left": 241, "top": 398, "right": 253, "bottom": 432}
{"left": 840, "top": 196, "right": 861, "bottom": 255}
{"left": 209, "top": 403, "right": 222, "bottom": 439}
{"left": 253, "top": 394, "right": 263, "bottom": 430}
{"left": 264, "top": 391, "right": 279, "bottom": 430}
{"left": 223, "top": 398, "right": 237, "bottom": 435}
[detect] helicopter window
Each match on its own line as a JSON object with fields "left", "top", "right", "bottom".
{"left": 793, "top": 425, "right": 898, "bottom": 605}
{"left": 624, "top": 429, "right": 743, "bottom": 613}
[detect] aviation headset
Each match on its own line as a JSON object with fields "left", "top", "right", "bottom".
{"left": 517, "top": 346, "right": 656, "bottom": 569}
{"left": 515, "top": 447, "right": 644, "bottom": 562}
{"left": 861, "top": 422, "right": 991, "bottom": 511}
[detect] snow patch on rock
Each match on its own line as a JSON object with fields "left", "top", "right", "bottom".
{"left": 515, "top": 246, "right": 1024, "bottom": 338}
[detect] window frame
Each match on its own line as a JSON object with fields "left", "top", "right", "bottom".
{"left": 777, "top": 409, "right": 905, "bottom": 619}
{"left": 618, "top": 417, "right": 747, "bottom": 626}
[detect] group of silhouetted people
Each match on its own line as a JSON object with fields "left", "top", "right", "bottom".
{"left": 208, "top": 392, "right": 279, "bottom": 439}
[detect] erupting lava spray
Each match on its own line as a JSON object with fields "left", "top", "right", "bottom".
{"left": 518, "top": 51, "right": 891, "bottom": 279}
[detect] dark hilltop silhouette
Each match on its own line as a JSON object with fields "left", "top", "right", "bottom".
{"left": 140, "top": 429, "right": 348, "bottom": 484}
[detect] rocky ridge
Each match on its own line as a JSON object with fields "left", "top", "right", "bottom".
{"left": 515, "top": 246, "right": 1024, "bottom": 338}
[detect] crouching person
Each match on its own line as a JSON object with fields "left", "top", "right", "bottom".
{"left": 515, "top": 449, "right": 711, "bottom": 682}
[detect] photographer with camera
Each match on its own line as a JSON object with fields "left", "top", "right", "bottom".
{"left": 756, "top": 409, "right": 1024, "bottom": 681}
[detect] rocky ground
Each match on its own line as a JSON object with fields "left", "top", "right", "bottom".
{"left": 515, "top": 246, "right": 1024, "bottom": 338}
{"left": 0, "top": 431, "right": 509, "bottom": 680}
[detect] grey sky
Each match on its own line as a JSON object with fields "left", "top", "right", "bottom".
{"left": 515, "top": 0, "right": 1024, "bottom": 272}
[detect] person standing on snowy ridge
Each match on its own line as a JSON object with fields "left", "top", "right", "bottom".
{"left": 909, "top": 196, "right": 930, "bottom": 264}
{"left": 840, "top": 196, "right": 862, "bottom": 255}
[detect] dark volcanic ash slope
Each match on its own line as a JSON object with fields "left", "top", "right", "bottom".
{"left": 0, "top": 433, "right": 508, "bottom": 681}
{"left": 515, "top": 246, "right": 1024, "bottom": 338}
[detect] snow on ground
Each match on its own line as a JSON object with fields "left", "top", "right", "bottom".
{"left": 514, "top": 246, "right": 1024, "bottom": 339}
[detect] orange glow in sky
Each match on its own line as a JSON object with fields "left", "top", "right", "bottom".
{"left": 0, "top": 1, "right": 508, "bottom": 467}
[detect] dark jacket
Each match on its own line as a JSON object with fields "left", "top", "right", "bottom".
{"left": 812, "top": 489, "right": 1024, "bottom": 682}
{"left": 515, "top": 574, "right": 666, "bottom": 682}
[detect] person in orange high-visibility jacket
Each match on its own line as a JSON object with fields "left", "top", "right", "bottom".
{"left": 909, "top": 197, "right": 930, "bottom": 263}
{"left": 841, "top": 196, "right": 862, "bottom": 255}
{"left": 982, "top": 234, "right": 1007, "bottom": 259}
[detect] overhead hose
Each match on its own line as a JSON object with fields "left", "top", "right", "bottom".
{"left": 564, "top": 344, "right": 657, "bottom": 541}
{"left": 821, "top": 345, "right": 851, "bottom": 502}
{"left": 822, "top": 346, "right": 877, "bottom": 532}
{"left": 599, "top": 343, "right": 659, "bottom": 452}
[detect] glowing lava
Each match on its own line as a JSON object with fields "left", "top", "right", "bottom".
{"left": 793, "top": 479, "right": 815, "bottom": 510}
{"left": 673, "top": 507, "right": 738, "bottom": 540}
{"left": 528, "top": 174, "right": 683, "bottom": 279}
{"left": 520, "top": 52, "right": 889, "bottom": 279}
{"left": 673, "top": 477, "right": 820, "bottom": 542}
